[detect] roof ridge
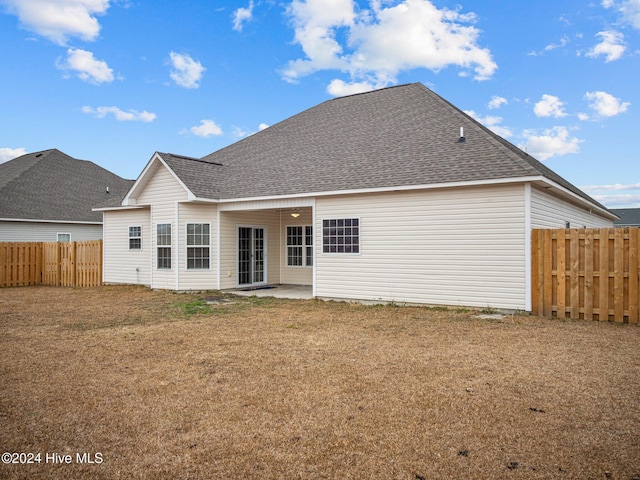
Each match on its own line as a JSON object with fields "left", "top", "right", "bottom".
{"left": 164, "top": 152, "right": 224, "bottom": 166}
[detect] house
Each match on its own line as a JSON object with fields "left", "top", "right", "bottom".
{"left": 0, "top": 149, "right": 133, "bottom": 242}
{"left": 96, "top": 83, "right": 615, "bottom": 311}
{"left": 611, "top": 208, "right": 640, "bottom": 227}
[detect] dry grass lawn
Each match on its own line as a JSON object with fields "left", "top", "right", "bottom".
{"left": 1, "top": 286, "right": 639, "bottom": 479}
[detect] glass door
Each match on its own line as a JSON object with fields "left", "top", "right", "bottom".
{"left": 237, "top": 226, "right": 266, "bottom": 287}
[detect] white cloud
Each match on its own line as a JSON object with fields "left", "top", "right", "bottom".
{"left": 182, "top": 119, "right": 223, "bottom": 137}
{"left": 519, "top": 126, "right": 582, "bottom": 160}
{"left": 326, "top": 79, "right": 376, "bottom": 96}
{"left": 585, "top": 91, "right": 630, "bottom": 117}
{"left": 82, "top": 106, "right": 156, "bottom": 122}
{"left": 602, "top": 0, "right": 640, "bottom": 30}
{"left": 1, "top": 0, "right": 110, "bottom": 45}
{"left": 232, "top": 1, "right": 254, "bottom": 31}
{"left": 580, "top": 183, "right": 640, "bottom": 207}
{"left": 534, "top": 94, "right": 568, "bottom": 118}
{"left": 586, "top": 30, "right": 626, "bottom": 62}
{"left": 56, "top": 48, "right": 114, "bottom": 84}
{"left": 283, "top": 0, "right": 497, "bottom": 91}
{"left": 0, "top": 147, "right": 27, "bottom": 163}
{"left": 464, "top": 110, "right": 513, "bottom": 138}
{"left": 580, "top": 182, "right": 640, "bottom": 191}
{"left": 487, "top": 95, "right": 508, "bottom": 109}
{"left": 168, "top": 52, "right": 205, "bottom": 89}
{"left": 258, "top": 123, "right": 269, "bottom": 131}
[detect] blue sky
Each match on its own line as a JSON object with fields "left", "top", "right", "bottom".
{"left": 1, "top": 0, "right": 638, "bottom": 207}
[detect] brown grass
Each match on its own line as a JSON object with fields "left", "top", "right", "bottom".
{"left": 1, "top": 286, "right": 639, "bottom": 479}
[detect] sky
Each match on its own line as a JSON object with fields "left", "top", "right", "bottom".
{"left": 0, "top": 0, "right": 638, "bottom": 208}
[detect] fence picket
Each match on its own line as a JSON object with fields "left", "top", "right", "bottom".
{"left": 0, "top": 241, "right": 102, "bottom": 288}
{"left": 532, "top": 228, "right": 639, "bottom": 324}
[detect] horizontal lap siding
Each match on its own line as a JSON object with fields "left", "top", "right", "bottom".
{"left": 315, "top": 185, "right": 526, "bottom": 310}
{"left": 531, "top": 187, "right": 613, "bottom": 229}
{"left": 103, "top": 209, "right": 151, "bottom": 285}
{"left": 281, "top": 209, "right": 313, "bottom": 286}
{"left": 137, "top": 165, "right": 188, "bottom": 290}
{"left": 219, "top": 210, "right": 281, "bottom": 290}
{"left": 0, "top": 221, "right": 102, "bottom": 242}
{"left": 177, "top": 203, "right": 218, "bottom": 290}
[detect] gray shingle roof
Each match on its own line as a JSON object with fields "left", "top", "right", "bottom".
{"left": 166, "top": 82, "right": 606, "bottom": 211}
{"left": 0, "top": 149, "right": 134, "bottom": 223}
{"left": 611, "top": 208, "right": 640, "bottom": 226}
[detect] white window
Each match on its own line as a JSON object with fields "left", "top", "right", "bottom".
{"left": 287, "top": 225, "right": 313, "bottom": 267}
{"left": 57, "top": 233, "right": 71, "bottom": 243}
{"left": 129, "top": 226, "right": 142, "bottom": 250}
{"left": 322, "top": 218, "right": 359, "bottom": 253}
{"left": 157, "top": 224, "right": 172, "bottom": 269}
{"left": 186, "top": 223, "right": 210, "bottom": 269}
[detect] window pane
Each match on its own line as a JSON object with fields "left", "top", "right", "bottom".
{"left": 321, "top": 218, "right": 359, "bottom": 254}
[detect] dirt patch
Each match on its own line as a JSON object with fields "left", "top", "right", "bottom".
{"left": 1, "top": 286, "right": 639, "bottom": 479}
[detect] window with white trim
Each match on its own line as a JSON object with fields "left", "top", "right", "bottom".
{"left": 57, "top": 233, "right": 71, "bottom": 243}
{"left": 322, "top": 218, "right": 359, "bottom": 253}
{"left": 287, "top": 225, "right": 313, "bottom": 266}
{"left": 156, "top": 224, "right": 172, "bottom": 269}
{"left": 129, "top": 226, "right": 142, "bottom": 250}
{"left": 186, "top": 223, "right": 210, "bottom": 269}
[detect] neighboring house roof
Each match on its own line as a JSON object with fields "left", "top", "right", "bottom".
{"left": 118, "top": 83, "right": 611, "bottom": 217}
{"left": 611, "top": 208, "right": 640, "bottom": 227}
{"left": 0, "top": 149, "right": 134, "bottom": 223}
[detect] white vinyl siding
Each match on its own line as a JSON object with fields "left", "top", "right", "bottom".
{"left": 218, "top": 210, "right": 281, "bottom": 290}
{"left": 103, "top": 209, "right": 151, "bottom": 286}
{"left": 530, "top": 187, "right": 613, "bottom": 229}
{"left": 136, "top": 164, "right": 188, "bottom": 289}
{"left": 0, "top": 221, "right": 102, "bottom": 242}
{"left": 177, "top": 204, "right": 218, "bottom": 290}
{"left": 315, "top": 185, "right": 527, "bottom": 310}
{"left": 280, "top": 209, "right": 313, "bottom": 286}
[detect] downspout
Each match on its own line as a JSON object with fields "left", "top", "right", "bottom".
{"left": 312, "top": 198, "right": 317, "bottom": 298}
{"left": 279, "top": 209, "right": 282, "bottom": 284}
{"left": 175, "top": 202, "right": 179, "bottom": 291}
{"left": 216, "top": 208, "right": 221, "bottom": 290}
{"left": 150, "top": 205, "right": 154, "bottom": 289}
{"left": 524, "top": 183, "right": 532, "bottom": 312}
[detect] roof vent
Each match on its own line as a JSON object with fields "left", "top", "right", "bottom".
{"left": 458, "top": 127, "right": 465, "bottom": 143}
{"left": 106, "top": 186, "right": 110, "bottom": 194}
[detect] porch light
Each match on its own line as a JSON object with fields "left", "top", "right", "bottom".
{"left": 290, "top": 211, "right": 301, "bottom": 218}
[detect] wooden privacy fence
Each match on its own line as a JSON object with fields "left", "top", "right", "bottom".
{"left": 0, "top": 241, "right": 102, "bottom": 288}
{"left": 532, "top": 228, "right": 639, "bottom": 324}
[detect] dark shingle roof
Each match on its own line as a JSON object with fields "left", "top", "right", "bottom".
{"left": 0, "top": 149, "right": 134, "bottom": 223}
{"left": 171, "top": 82, "right": 606, "bottom": 211}
{"left": 611, "top": 208, "right": 640, "bottom": 226}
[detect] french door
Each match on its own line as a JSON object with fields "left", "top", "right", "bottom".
{"left": 237, "top": 226, "right": 266, "bottom": 287}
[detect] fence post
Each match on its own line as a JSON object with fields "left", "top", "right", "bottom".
{"left": 629, "top": 228, "right": 639, "bottom": 324}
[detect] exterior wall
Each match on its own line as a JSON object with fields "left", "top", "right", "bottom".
{"left": 103, "top": 209, "right": 151, "bottom": 286}
{"left": 280, "top": 208, "right": 313, "bottom": 286}
{"left": 0, "top": 220, "right": 102, "bottom": 242}
{"left": 315, "top": 185, "right": 527, "bottom": 310}
{"left": 139, "top": 165, "right": 189, "bottom": 289}
{"left": 530, "top": 187, "right": 613, "bottom": 229}
{"left": 176, "top": 203, "right": 218, "bottom": 290}
{"left": 219, "top": 210, "right": 281, "bottom": 290}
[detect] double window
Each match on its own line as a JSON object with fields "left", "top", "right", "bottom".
{"left": 157, "top": 224, "right": 172, "bottom": 269}
{"left": 287, "top": 225, "right": 313, "bottom": 267}
{"left": 322, "top": 218, "right": 359, "bottom": 253}
{"left": 186, "top": 223, "right": 210, "bottom": 269}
